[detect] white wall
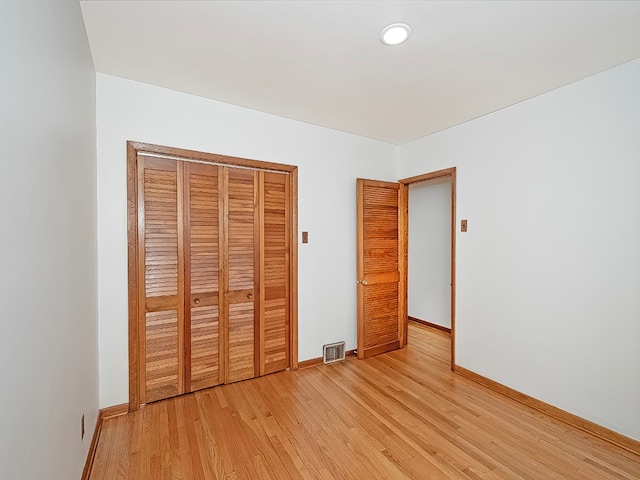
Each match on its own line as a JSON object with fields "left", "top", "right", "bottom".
{"left": 399, "top": 59, "right": 640, "bottom": 441}
{"left": 408, "top": 181, "right": 451, "bottom": 328}
{"left": 96, "top": 73, "right": 396, "bottom": 407}
{"left": 0, "top": 1, "right": 98, "bottom": 478}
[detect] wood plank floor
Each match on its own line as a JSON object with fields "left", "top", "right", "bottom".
{"left": 90, "top": 323, "right": 640, "bottom": 479}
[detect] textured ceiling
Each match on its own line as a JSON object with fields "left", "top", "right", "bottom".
{"left": 81, "top": 1, "right": 640, "bottom": 144}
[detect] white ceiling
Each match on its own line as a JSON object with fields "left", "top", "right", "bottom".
{"left": 80, "top": 1, "right": 640, "bottom": 145}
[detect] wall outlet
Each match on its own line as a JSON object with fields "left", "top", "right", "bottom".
{"left": 81, "top": 414, "right": 85, "bottom": 440}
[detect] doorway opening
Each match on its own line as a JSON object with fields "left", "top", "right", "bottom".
{"left": 400, "top": 168, "right": 456, "bottom": 368}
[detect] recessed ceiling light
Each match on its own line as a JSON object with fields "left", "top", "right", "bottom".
{"left": 379, "top": 23, "right": 412, "bottom": 46}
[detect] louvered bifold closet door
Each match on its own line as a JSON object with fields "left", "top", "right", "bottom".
{"left": 223, "top": 167, "right": 259, "bottom": 383}
{"left": 133, "top": 147, "right": 294, "bottom": 406}
{"left": 184, "top": 162, "right": 223, "bottom": 392}
{"left": 138, "top": 156, "right": 184, "bottom": 403}
{"left": 260, "top": 172, "right": 290, "bottom": 375}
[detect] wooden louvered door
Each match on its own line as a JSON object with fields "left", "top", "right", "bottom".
{"left": 356, "top": 179, "right": 407, "bottom": 359}
{"left": 138, "top": 155, "right": 184, "bottom": 403}
{"left": 130, "top": 142, "right": 297, "bottom": 408}
{"left": 184, "top": 162, "right": 223, "bottom": 392}
{"left": 222, "top": 167, "right": 259, "bottom": 383}
{"left": 260, "top": 171, "right": 290, "bottom": 374}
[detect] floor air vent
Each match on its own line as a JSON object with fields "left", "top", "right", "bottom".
{"left": 323, "top": 341, "right": 346, "bottom": 364}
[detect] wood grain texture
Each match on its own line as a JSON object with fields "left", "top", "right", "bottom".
{"left": 129, "top": 141, "right": 297, "bottom": 173}
{"left": 127, "top": 142, "right": 140, "bottom": 411}
{"left": 253, "top": 171, "right": 262, "bottom": 378}
{"left": 218, "top": 168, "right": 229, "bottom": 391}
{"left": 259, "top": 171, "right": 266, "bottom": 376}
{"left": 144, "top": 310, "right": 180, "bottom": 402}
{"left": 226, "top": 167, "right": 258, "bottom": 383}
{"left": 136, "top": 156, "right": 148, "bottom": 406}
{"left": 289, "top": 168, "right": 299, "bottom": 371}
{"left": 356, "top": 179, "right": 402, "bottom": 359}
{"left": 261, "top": 172, "right": 290, "bottom": 375}
{"left": 177, "top": 163, "right": 186, "bottom": 397}
{"left": 398, "top": 183, "right": 408, "bottom": 348}
{"left": 356, "top": 179, "right": 365, "bottom": 360}
{"left": 449, "top": 167, "right": 457, "bottom": 369}
{"left": 185, "top": 163, "right": 222, "bottom": 392}
{"left": 81, "top": 404, "right": 129, "bottom": 480}
{"left": 81, "top": 415, "right": 102, "bottom": 480}
{"left": 363, "top": 283, "right": 398, "bottom": 348}
{"left": 454, "top": 365, "right": 640, "bottom": 457}
{"left": 408, "top": 316, "right": 452, "bottom": 333}
{"left": 142, "top": 161, "right": 179, "bottom": 298}
{"left": 128, "top": 141, "right": 299, "bottom": 408}
{"left": 90, "top": 323, "right": 640, "bottom": 480}
{"left": 100, "top": 403, "right": 129, "bottom": 420}
{"left": 139, "top": 156, "right": 183, "bottom": 403}
{"left": 399, "top": 167, "right": 457, "bottom": 184}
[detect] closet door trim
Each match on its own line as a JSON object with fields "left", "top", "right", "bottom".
{"left": 127, "top": 141, "right": 298, "bottom": 412}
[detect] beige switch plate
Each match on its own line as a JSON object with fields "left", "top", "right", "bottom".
{"left": 461, "top": 220, "right": 468, "bottom": 232}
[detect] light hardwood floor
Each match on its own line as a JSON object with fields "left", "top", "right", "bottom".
{"left": 90, "top": 323, "right": 640, "bottom": 479}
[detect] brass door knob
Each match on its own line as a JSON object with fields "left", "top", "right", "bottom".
{"left": 194, "top": 298, "right": 200, "bottom": 305}
{"left": 247, "top": 293, "right": 253, "bottom": 300}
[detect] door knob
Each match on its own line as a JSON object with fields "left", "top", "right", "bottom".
{"left": 194, "top": 298, "right": 200, "bottom": 305}
{"left": 362, "top": 280, "right": 368, "bottom": 286}
{"left": 247, "top": 293, "right": 253, "bottom": 300}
